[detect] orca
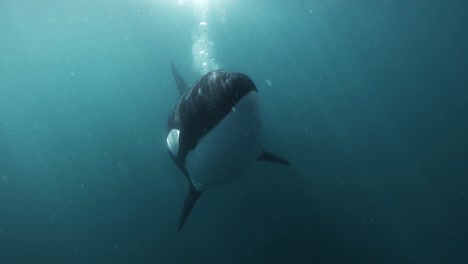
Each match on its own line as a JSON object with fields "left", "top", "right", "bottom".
{"left": 167, "top": 63, "right": 290, "bottom": 230}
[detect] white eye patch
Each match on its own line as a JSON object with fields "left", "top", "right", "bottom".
{"left": 167, "top": 129, "right": 180, "bottom": 156}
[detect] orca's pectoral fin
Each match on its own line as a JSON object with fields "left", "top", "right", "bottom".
{"left": 257, "top": 149, "right": 291, "bottom": 165}
{"left": 171, "top": 61, "right": 190, "bottom": 95}
{"left": 178, "top": 182, "right": 203, "bottom": 231}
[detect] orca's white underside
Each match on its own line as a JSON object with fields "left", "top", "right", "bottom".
{"left": 186, "top": 91, "right": 262, "bottom": 191}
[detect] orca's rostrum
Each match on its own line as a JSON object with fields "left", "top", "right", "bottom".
{"left": 167, "top": 63, "right": 290, "bottom": 230}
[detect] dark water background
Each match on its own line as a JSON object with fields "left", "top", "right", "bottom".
{"left": 1, "top": 0, "right": 467, "bottom": 263}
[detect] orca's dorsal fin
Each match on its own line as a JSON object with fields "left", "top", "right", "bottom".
{"left": 257, "top": 149, "right": 291, "bottom": 165}
{"left": 178, "top": 180, "right": 203, "bottom": 231}
{"left": 171, "top": 62, "right": 190, "bottom": 95}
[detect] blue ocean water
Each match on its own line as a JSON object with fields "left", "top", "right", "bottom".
{"left": 1, "top": 0, "right": 467, "bottom": 263}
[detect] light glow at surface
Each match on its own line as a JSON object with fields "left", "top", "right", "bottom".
{"left": 139, "top": 0, "right": 226, "bottom": 73}
{"left": 191, "top": 0, "right": 219, "bottom": 74}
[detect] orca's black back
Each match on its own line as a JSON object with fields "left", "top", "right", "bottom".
{"left": 168, "top": 70, "right": 257, "bottom": 161}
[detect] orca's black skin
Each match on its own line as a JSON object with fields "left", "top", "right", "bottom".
{"left": 171, "top": 62, "right": 189, "bottom": 95}
{"left": 168, "top": 69, "right": 257, "bottom": 162}
{"left": 257, "top": 150, "right": 291, "bottom": 165}
{"left": 168, "top": 63, "right": 290, "bottom": 230}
